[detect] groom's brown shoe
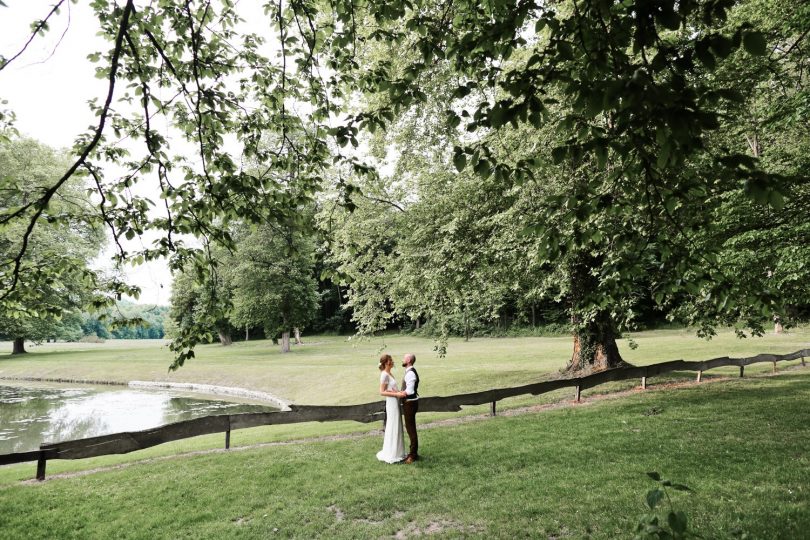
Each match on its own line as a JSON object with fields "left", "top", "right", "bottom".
{"left": 404, "top": 455, "right": 415, "bottom": 464}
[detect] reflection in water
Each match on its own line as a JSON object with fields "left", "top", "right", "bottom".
{"left": 0, "top": 383, "right": 277, "bottom": 454}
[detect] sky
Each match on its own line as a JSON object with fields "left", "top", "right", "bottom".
{"left": 1, "top": 1, "right": 175, "bottom": 306}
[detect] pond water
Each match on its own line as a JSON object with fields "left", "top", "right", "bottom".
{"left": 0, "top": 382, "right": 279, "bottom": 454}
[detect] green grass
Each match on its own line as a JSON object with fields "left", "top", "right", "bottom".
{"left": 0, "top": 327, "right": 807, "bottom": 485}
{"left": 1, "top": 372, "right": 808, "bottom": 539}
{"left": 2, "top": 326, "right": 808, "bottom": 406}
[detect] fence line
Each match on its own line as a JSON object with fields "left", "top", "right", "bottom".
{"left": 1, "top": 349, "right": 807, "bottom": 480}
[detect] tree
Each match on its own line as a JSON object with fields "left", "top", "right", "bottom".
{"left": 326, "top": 0, "right": 807, "bottom": 372}
{"left": 232, "top": 220, "right": 319, "bottom": 353}
{"left": 688, "top": 0, "right": 810, "bottom": 335}
{"left": 168, "top": 247, "right": 236, "bottom": 350}
{"left": 86, "top": 301, "right": 169, "bottom": 340}
{"left": 0, "top": 0, "right": 799, "bottom": 369}
{"left": 0, "top": 137, "right": 105, "bottom": 354}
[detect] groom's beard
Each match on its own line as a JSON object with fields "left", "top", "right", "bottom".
{"left": 401, "top": 362, "right": 408, "bottom": 367}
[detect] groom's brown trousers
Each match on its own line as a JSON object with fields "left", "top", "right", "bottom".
{"left": 402, "top": 399, "right": 419, "bottom": 458}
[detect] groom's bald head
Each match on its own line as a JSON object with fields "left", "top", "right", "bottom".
{"left": 402, "top": 353, "right": 416, "bottom": 367}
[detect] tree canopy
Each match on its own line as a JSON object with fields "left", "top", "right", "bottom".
{"left": 0, "top": 137, "right": 105, "bottom": 353}
{"left": 0, "top": 0, "right": 806, "bottom": 368}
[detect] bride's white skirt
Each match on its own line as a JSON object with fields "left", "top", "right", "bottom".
{"left": 376, "top": 396, "right": 406, "bottom": 463}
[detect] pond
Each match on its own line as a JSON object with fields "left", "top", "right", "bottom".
{"left": 0, "top": 382, "right": 279, "bottom": 454}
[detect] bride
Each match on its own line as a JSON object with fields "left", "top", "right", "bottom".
{"left": 376, "top": 353, "right": 407, "bottom": 463}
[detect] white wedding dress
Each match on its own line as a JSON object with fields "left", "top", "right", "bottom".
{"left": 376, "top": 371, "right": 406, "bottom": 463}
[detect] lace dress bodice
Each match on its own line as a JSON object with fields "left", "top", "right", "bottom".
{"left": 380, "top": 371, "right": 398, "bottom": 392}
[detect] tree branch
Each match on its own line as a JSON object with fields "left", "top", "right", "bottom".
{"left": 0, "top": 0, "right": 68, "bottom": 72}
{"left": 1, "top": 0, "right": 135, "bottom": 300}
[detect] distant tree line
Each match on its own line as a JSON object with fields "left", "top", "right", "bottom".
{"left": 81, "top": 302, "right": 169, "bottom": 340}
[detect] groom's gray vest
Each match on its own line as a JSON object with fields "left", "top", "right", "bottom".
{"left": 402, "top": 368, "right": 419, "bottom": 401}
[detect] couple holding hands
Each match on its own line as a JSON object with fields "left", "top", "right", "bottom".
{"left": 376, "top": 352, "right": 420, "bottom": 464}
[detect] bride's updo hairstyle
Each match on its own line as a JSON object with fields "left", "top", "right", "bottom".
{"left": 378, "top": 354, "right": 392, "bottom": 371}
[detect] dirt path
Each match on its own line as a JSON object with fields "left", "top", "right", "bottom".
{"left": 14, "top": 367, "right": 805, "bottom": 485}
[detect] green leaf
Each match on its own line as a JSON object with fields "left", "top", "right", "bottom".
{"left": 646, "top": 488, "right": 664, "bottom": 509}
{"left": 594, "top": 142, "right": 608, "bottom": 168}
{"left": 490, "top": 105, "right": 506, "bottom": 127}
{"left": 668, "top": 511, "right": 687, "bottom": 534}
{"left": 657, "top": 142, "right": 671, "bottom": 169}
{"left": 552, "top": 146, "right": 567, "bottom": 165}
{"left": 743, "top": 31, "right": 767, "bottom": 56}
{"left": 768, "top": 190, "right": 785, "bottom": 210}
{"left": 453, "top": 152, "right": 467, "bottom": 172}
{"left": 695, "top": 41, "right": 716, "bottom": 70}
{"left": 709, "top": 35, "right": 733, "bottom": 59}
{"left": 534, "top": 19, "right": 546, "bottom": 32}
{"left": 474, "top": 159, "right": 492, "bottom": 180}
{"left": 656, "top": 10, "right": 681, "bottom": 31}
{"left": 556, "top": 41, "right": 574, "bottom": 60}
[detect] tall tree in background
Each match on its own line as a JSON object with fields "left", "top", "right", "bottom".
{"left": 683, "top": 0, "right": 810, "bottom": 335}
{"left": 0, "top": 137, "right": 105, "bottom": 354}
{"left": 168, "top": 246, "right": 236, "bottom": 349}
{"left": 232, "top": 220, "right": 319, "bottom": 353}
{"left": 327, "top": 0, "right": 807, "bottom": 372}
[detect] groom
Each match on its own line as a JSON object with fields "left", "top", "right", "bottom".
{"left": 401, "top": 353, "right": 420, "bottom": 464}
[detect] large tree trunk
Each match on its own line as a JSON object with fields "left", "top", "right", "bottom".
{"left": 12, "top": 338, "right": 27, "bottom": 355}
{"left": 294, "top": 327, "right": 302, "bottom": 345}
{"left": 566, "top": 252, "right": 627, "bottom": 374}
{"left": 217, "top": 329, "right": 232, "bottom": 346}
{"left": 280, "top": 331, "right": 291, "bottom": 353}
{"left": 568, "top": 312, "right": 626, "bottom": 373}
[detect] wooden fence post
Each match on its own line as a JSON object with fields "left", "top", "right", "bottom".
{"left": 490, "top": 401, "right": 496, "bottom": 416}
{"left": 641, "top": 377, "right": 647, "bottom": 390}
{"left": 802, "top": 356, "right": 806, "bottom": 367}
{"left": 574, "top": 385, "right": 581, "bottom": 402}
{"left": 36, "top": 450, "right": 46, "bottom": 481}
{"left": 696, "top": 371, "right": 702, "bottom": 383}
{"left": 225, "top": 429, "right": 231, "bottom": 450}
{"left": 739, "top": 366, "right": 745, "bottom": 378}
{"left": 772, "top": 361, "right": 777, "bottom": 374}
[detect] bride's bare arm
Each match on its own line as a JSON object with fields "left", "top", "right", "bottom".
{"left": 379, "top": 383, "right": 406, "bottom": 397}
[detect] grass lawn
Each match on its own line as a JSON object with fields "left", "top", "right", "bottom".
{"left": 0, "top": 371, "right": 808, "bottom": 539}
{"left": 0, "top": 327, "right": 807, "bottom": 486}
{"left": 1, "top": 326, "right": 808, "bottom": 406}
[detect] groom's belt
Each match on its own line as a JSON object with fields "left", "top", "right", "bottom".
{"left": 402, "top": 394, "right": 419, "bottom": 402}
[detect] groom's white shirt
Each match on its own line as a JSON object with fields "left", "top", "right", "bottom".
{"left": 403, "top": 367, "right": 418, "bottom": 400}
